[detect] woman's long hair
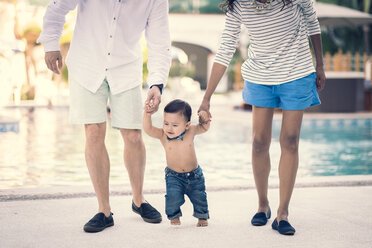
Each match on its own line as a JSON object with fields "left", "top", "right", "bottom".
{"left": 220, "top": 0, "right": 293, "bottom": 13}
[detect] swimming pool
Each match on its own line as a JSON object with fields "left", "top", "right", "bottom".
{"left": 0, "top": 107, "right": 371, "bottom": 189}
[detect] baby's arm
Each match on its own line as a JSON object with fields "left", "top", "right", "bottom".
{"left": 143, "top": 104, "right": 163, "bottom": 139}
{"left": 195, "top": 110, "right": 211, "bottom": 135}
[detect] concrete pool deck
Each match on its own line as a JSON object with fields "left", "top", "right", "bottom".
{"left": 1, "top": 175, "right": 372, "bottom": 248}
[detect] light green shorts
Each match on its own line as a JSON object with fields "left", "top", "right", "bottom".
{"left": 69, "top": 78, "right": 142, "bottom": 129}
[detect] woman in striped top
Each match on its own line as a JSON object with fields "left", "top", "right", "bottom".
{"left": 199, "top": 0, "right": 326, "bottom": 235}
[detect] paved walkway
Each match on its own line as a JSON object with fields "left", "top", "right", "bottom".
{"left": 1, "top": 179, "right": 372, "bottom": 248}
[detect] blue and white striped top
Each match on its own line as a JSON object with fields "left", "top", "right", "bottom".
{"left": 214, "top": 0, "right": 321, "bottom": 85}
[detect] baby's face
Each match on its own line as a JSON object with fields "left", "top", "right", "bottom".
{"left": 163, "top": 112, "right": 190, "bottom": 138}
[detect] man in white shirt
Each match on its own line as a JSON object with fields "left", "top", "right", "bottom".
{"left": 38, "top": 0, "right": 171, "bottom": 232}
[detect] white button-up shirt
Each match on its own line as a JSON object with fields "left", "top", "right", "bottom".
{"left": 38, "top": 0, "right": 172, "bottom": 95}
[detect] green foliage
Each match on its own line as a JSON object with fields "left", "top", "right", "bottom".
{"left": 20, "top": 84, "right": 35, "bottom": 100}
{"left": 28, "top": 0, "right": 50, "bottom": 6}
{"left": 318, "top": 0, "right": 366, "bottom": 12}
{"left": 321, "top": 26, "right": 365, "bottom": 54}
{"left": 142, "top": 61, "right": 148, "bottom": 86}
{"left": 199, "top": 0, "right": 224, "bottom": 13}
{"left": 22, "top": 25, "right": 41, "bottom": 36}
{"left": 62, "top": 66, "right": 69, "bottom": 82}
{"left": 169, "top": 60, "right": 195, "bottom": 78}
{"left": 364, "top": 0, "right": 371, "bottom": 12}
{"left": 227, "top": 49, "right": 242, "bottom": 77}
{"left": 169, "top": 0, "right": 193, "bottom": 13}
{"left": 169, "top": 0, "right": 223, "bottom": 13}
{"left": 317, "top": 0, "right": 372, "bottom": 54}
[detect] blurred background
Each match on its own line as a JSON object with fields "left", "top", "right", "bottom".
{"left": 1, "top": 0, "right": 372, "bottom": 108}
{"left": 0, "top": 0, "right": 371, "bottom": 190}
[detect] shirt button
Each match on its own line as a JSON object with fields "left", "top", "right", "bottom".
{"left": 110, "top": 35, "right": 112, "bottom": 38}
{"left": 113, "top": 17, "right": 116, "bottom": 20}
{"left": 108, "top": 52, "right": 111, "bottom": 55}
{"left": 105, "top": 68, "right": 108, "bottom": 71}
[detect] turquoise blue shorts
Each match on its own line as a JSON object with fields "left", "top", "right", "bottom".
{"left": 242, "top": 72, "right": 321, "bottom": 111}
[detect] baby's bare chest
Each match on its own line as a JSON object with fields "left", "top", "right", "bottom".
{"left": 164, "top": 141, "right": 194, "bottom": 154}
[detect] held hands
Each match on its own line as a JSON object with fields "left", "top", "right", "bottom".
{"left": 45, "top": 51, "right": 63, "bottom": 74}
{"left": 198, "top": 99, "right": 212, "bottom": 120}
{"left": 144, "top": 102, "right": 154, "bottom": 115}
{"left": 145, "top": 86, "right": 161, "bottom": 114}
{"left": 315, "top": 65, "right": 326, "bottom": 91}
{"left": 198, "top": 110, "right": 211, "bottom": 125}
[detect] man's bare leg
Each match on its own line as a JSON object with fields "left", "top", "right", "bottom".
{"left": 85, "top": 123, "right": 111, "bottom": 217}
{"left": 120, "top": 129, "right": 146, "bottom": 207}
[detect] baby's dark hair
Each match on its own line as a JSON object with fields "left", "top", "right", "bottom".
{"left": 164, "top": 99, "right": 192, "bottom": 122}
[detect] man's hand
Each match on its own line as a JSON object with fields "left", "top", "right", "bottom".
{"left": 315, "top": 65, "right": 326, "bottom": 92}
{"left": 45, "top": 51, "right": 63, "bottom": 74}
{"left": 145, "top": 86, "right": 161, "bottom": 114}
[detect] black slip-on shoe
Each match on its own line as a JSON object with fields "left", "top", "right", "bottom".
{"left": 83, "top": 212, "right": 114, "bottom": 233}
{"left": 251, "top": 207, "right": 271, "bottom": 226}
{"left": 132, "top": 201, "right": 162, "bottom": 223}
{"left": 272, "top": 217, "right": 296, "bottom": 235}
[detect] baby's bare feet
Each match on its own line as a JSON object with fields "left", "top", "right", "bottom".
{"left": 170, "top": 218, "right": 181, "bottom": 225}
{"left": 197, "top": 219, "right": 208, "bottom": 227}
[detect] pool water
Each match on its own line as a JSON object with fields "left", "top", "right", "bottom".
{"left": 0, "top": 108, "right": 371, "bottom": 189}
{"left": 294, "top": 119, "right": 372, "bottom": 176}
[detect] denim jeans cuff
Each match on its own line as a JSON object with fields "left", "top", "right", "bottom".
{"left": 167, "top": 212, "right": 182, "bottom": 220}
{"left": 193, "top": 212, "right": 209, "bottom": 219}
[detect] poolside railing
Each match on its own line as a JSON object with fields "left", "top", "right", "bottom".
{"left": 233, "top": 49, "right": 370, "bottom": 91}
{"left": 324, "top": 50, "right": 370, "bottom": 73}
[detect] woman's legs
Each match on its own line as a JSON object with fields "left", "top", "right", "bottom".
{"left": 277, "top": 110, "right": 304, "bottom": 222}
{"left": 251, "top": 106, "right": 274, "bottom": 215}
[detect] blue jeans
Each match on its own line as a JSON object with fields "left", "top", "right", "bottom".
{"left": 165, "top": 166, "right": 209, "bottom": 220}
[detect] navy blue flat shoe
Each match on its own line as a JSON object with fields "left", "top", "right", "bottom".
{"left": 251, "top": 207, "right": 271, "bottom": 226}
{"left": 272, "top": 218, "right": 296, "bottom": 235}
{"left": 83, "top": 212, "right": 114, "bottom": 233}
{"left": 132, "top": 201, "right": 162, "bottom": 223}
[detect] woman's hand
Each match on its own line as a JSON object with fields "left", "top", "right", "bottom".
{"left": 198, "top": 110, "right": 211, "bottom": 125}
{"left": 315, "top": 65, "right": 326, "bottom": 91}
{"left": 198, "top": 99, "right": 212, "bottom": 119}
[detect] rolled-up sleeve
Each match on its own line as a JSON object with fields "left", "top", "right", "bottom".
{"left": 300, "top": 0, "right": 321, "bottom": 36}
{"left": 37, "top": 0, "right": 78, "bottom": 52}
{"left": 145, "top": 0, "right": 172, "bottom": 88}
{"left": 214, "top": 2, "right": 242, "bottom": 67}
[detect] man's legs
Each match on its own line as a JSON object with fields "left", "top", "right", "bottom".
{"left": 119, "top": 128, "right": 162, "bottom": 223}
{"left": 85, "top": 123, "right": 111, "bottom": 217}
{"left": 69, "top": 78, "right": 114, "bottom": 232}
{"left": 119, "top": 129, "right": 146, "bottom": 207}
{"left": 277, "top": 110, "right": 304, "bottom": 222}
{"left": 251, "top": 106, "right": 274, "bottom": 215}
